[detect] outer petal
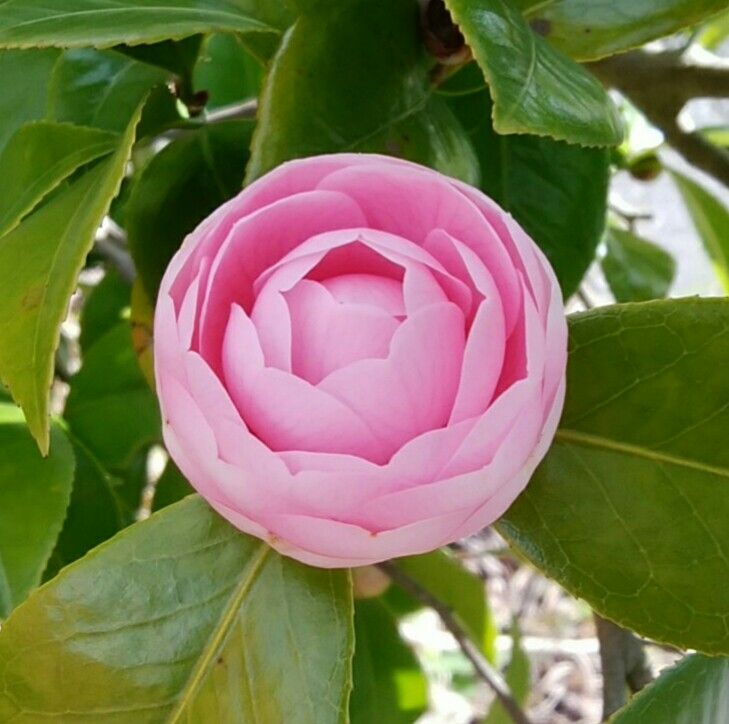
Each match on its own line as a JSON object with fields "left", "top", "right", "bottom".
{"left": 317, "top": 163, "right": 521, "bottom": 333}
{"left": 198, "top": 190, "right": 367, "bottom": 372}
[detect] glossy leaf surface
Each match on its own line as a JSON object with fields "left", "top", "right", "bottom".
{"left": 612, "top": 654, "right": 729, "bottom": 723}
{"left": 248, "top": 0, "right": 479, "bottom": 184}
{"left": 500, "top": 299, "right": 729, "bottom": 654}
{"left": 0, "top": 106, "right": 142, "bottom": 452}
{"left": 444, "top": 0, "right": 622, "bottom": 146}
{"left": 601, "top": 227, "right": 675, "bottom": 303}
{"left": 515, "top": 0, "right": 729, "bottom": 61}
{"left": 0, "top": 1, "right": 292, "bottom": 49}
{"left": 0, "top": 496, "right": 354, "bottom": 722}
{"left": 0, "top": 404, "right": 74, "bottom": 617}
{"left": 0, "top": 121, "right": 117, "bottom": 236}
{"left": 447, "top": 81, "right": 609, "bottom": 296}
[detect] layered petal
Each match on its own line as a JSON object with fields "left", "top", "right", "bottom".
{"left": 155, "top": 152, "right": 568, "bottom": 569}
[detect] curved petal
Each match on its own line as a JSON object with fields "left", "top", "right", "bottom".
{"left": 222, "top": 304, "right": 388, "bottom": 462}
{"left": 450, "top": 375, "right": 567, "bottom": 541}
{"left": 317, "top": 302, "right": 466, "bottom": 460}
{"left": 443, "top": 294, "right": 546, "bottom": 479}
{"left": 250, "top": 285, "right": 292, "bottom": 371}
{"left": 255, "top": 227, "right": 471, "bottom": 319}
{"left": 425, "top": 230, "right": 508, "bottom": 423}
{"left": 317, "top": 164, "right": 521, "bottom": 333}
{"left": 285, "top": 279, "right": 400, "bottom": 384}
{"left": 322, "top": 273, "right": 405, "bottom": 316}
{"left": 264, "top": 506, "right": 474, "bottom": 567}
{"left": 198, "top": 190, "right": 367, "bottom": 372}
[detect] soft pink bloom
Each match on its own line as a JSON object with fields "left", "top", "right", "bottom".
{"left": 155, "top": 153, "right": 567, "bottom": 568}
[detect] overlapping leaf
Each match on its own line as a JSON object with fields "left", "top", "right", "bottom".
{"left": 0, "top": 121, "right": 117, "bottom": 236}
{"left": 500, "top": 298, "right": 729, "bottom": 654}
{"left": 447, "top": 79, "right": 609, "bottom": 295}
{"left": 612, "top": 654, "right": 729, "bottom": 722}
{"left": 0, "top": 1, "right": 293, "bottom": 49}
{"left": 444, "top": 0, "right": 622, "bottom": 146}
{"left": 248, "top": 0, "right": 479, "bottom": 183}
{"left": 0, "top": 105, "right": 143, "bottom": 452}
{"left": 515, "top": 0, "right": 729, "bottom": 61}
{"left": 0, "top": 404, "right": 74, "bottom": 617}
{"left": 601, "top": 227, "right": 675, "bottom": 302}
{"left": 0, "top": 496, "right": 354, "bottom": 722}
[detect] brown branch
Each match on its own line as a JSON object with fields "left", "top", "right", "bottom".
{"left": 205, "top": 98, "right": 258, "bottom": 123}
{"left": 594, "top": 615, "right": 653, "bottom": 720}
{"left": 589, "top": 48, "right": 729, "bottom": 189}
{"left": 377, "top": 560, "right": 533, "bottom": 724}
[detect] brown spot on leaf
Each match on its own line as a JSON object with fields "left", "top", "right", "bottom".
{"left": 21, "top": 283, "right": 45, "bottom": 312}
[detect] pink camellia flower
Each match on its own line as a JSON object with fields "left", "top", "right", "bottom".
{"left": 155, "top": 153, "right": 567, "bottom": 568}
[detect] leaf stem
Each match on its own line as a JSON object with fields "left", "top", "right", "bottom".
{"left": 377, "top": 560, "right": 533, "bottom": 724}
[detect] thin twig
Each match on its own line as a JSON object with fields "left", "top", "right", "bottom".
{"left": 576, "top": 288, "right": 594, "bottom": 310}
{"left": 589, "top": 48, "right": 729, "bottom": 189}
{"left": 594, "top": 615, "right": 653, "bottom": 720}
{"left": 205, "top": 98, "right": 258, "bottom": 123}
{"left": 378, "top": 560, "right": 533, "bottom": 724}
{"left": 94, "top": 219, "right": 136, "bottom": 284}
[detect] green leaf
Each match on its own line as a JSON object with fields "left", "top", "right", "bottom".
{"left": 398, "top": 550, "right": 496, "bottom": 661}
{"left": 699, "top": 8, "right": 729, "bottom": 50}
{"left": 601, "top": 227, "right": 675, "bottom": 303}
{"left": 351, "top": 599, "right": 428, "bottom": 724}
{"left": 612, "top": 654, "right": 729, "bottom": 723}
{"left": 515, "top": 0, "right": 729, "bottom": 61}
{"left": 0, "top": 49, "right": 60, "bottom": 152}
{"left": 126, "top": 120, "right": 252, "bottom": 299}
{"left": 66, "top": 322, "right": 161, "bottom": 471}
{"left": 499, "top": 298, "right": 729, "bottom": 654}
{"left": 0, "top": 403, "right": 74, "bottom": 617}
{"left": 194, "top": 33, "right": 262, "bottom": 110}
{"left": 443, "top": 0, "right": 622, "bottom": 146}
{"left": 48, "top": 49, "right": 169, "bottom": 132}
{"left": 79, "top": 269, "right": 131, "bottom": 353}
{"left": 354, "top": 96, "right": 480, "bottom": 188}
{"left": 447, "top": 80, "right": 609, "bottom": 296}
{"left": 247, "top": 0, "right": 479, "bottom": 184}
{"left": 484, "top": 623, "right": 530, "bottom": 724}
{"left": 0, "top": 121, "right": 117, "bottom": 237}
{"left": 0, "top": 1, "right": 292, "bottom": 49}
{"left": 0, "top": 495, "right": 354, "bottom": 722}
{"left": 0, "top": 104, "right": 143, "bottom": 453}
{"left": 118, "top": 35, "right": 202, "bottom": 76}
{"left": 43, "top": 437, "right": 124, "bottom": 581}
{"left": 702, "top": 126, "right": 729, "bottom": 149}
{"left": 671, "top": 170, "right": 729, "bottom": 292}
